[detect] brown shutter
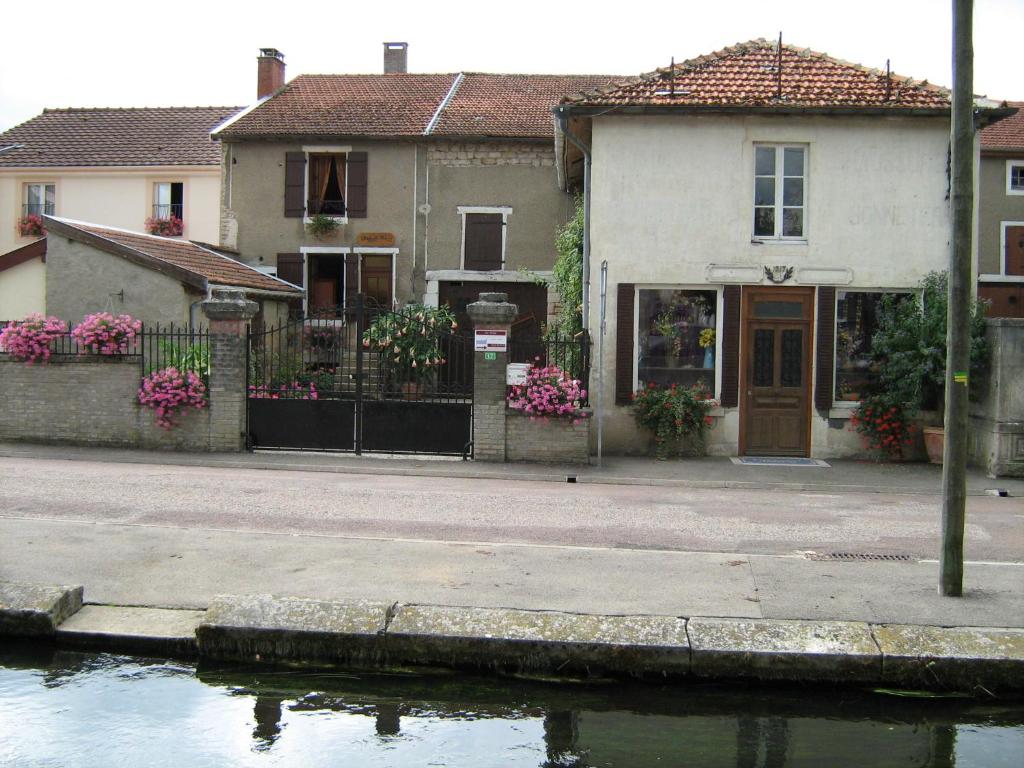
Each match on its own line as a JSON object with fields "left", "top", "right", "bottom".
{"left": 815, "top": 286, "right": 836, "bottom": 412}
{"left": 615, "top": 283, "right": 636, "bottom": 405}
{"left": 1007, "top": 225, "right": 1024, "bottom": 276}
{"left": 720, "top": 286, "right": 741, "bottom": 408}
{"left": 463, "top": 213, "right": 504, "bottom": 270}
{"left": 284, "top": 152, "right": 306, "bottom": 218}
{"left": 347, "top": 151, "right": 368, "bottom": 218}
{"left": 276, "top": 253, "right": 303, "bottom": 287}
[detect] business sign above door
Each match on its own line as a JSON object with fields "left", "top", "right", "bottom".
{"left": 474, "top": 329, "right": 508, "bottom": 352}
{"left": 356, "top": 232, "right": 396, "bottom": 247}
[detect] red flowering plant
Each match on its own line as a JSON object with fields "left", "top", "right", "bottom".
{"left": 0, "top": 313, "right": 68, "bottom": 364}
{"left": 507, "top": 363, "right": 587, "bottom": 422}
{"left": 71, "top": 312, "right": 142, "bottom": 355}
{"left": 632, "top": 381, "right": 717, "bottom": 460}
{"left": 144, "top": 215, "right": 184, "bottom": 237}
{"left": 849, "top": 392, "right": 917, "bottom": 459}
{"left": 138, "top": 366, "right": 207, "bottom": 429}
{"left": 17, "top": 214, "right": 46, "bottom": 237}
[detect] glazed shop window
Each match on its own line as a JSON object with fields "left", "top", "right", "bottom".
{"left": 834, "top": 290, "right": 908, "bottom": 402}
{"left": 637, "top": 289, "right": 717, "bottom": 392}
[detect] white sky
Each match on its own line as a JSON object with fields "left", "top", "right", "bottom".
{"left": 1, "top": 0, "right": 1019, "bottom": 132}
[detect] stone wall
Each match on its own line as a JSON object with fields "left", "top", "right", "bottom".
{"left": 970, "top": 318, "right": 1024, "bottom": 477}
{"left": 506, "top": 411, "right": 591, "bottom": 465}
{"left": 0, "top": 357, "right": 213, "bottom": 450}
{"left": 427, "top": 141, "right": 555, "bottom": 168}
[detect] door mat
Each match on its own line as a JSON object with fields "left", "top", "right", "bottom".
{"left": 730, "top": 457, "right": 831, "bottom": 467}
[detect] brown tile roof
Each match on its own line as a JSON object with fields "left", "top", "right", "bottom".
{"left": 219, "top": 74, "right": 459, "bottom": 138}
{"left": 0, "top": 107, "right": 243, "bottom": 168}
{"left": 981, "top": 102, "right": 1024, "bottom": 150}
{"left": 216, "top": 73, "right": 623, "bottom": 140}
{"left": 47, "top": 218, "right": 301, "bottom": 294}
{"left": 562, "top": 39, "right": 952, "bottom": 111}
{"left": 0, "top": 237, "right": 46, "bottom": 273}
{"left": 430, "top": 74, "right": 625, "bottom": 138}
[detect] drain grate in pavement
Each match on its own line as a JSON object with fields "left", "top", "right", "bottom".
{"left": 807, "top": 552, "right": 915, "bottom": 562}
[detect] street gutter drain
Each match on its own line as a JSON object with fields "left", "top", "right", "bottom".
{"left": 807, "top": 552, "right": 915, "bottom": 562}
{"left": 566, "top": 476, "right": 577, "bottom": 483}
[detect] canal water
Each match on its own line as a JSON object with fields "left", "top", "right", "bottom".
{"left": 1, "top": 643, "right": 1022, "bottom": 767}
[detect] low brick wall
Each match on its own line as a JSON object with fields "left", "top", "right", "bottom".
{"left": 505, "top": 410, "right": 591, "bottom": 465}
{"left": 0, "top": 357, "right": 216, "bottom": 451}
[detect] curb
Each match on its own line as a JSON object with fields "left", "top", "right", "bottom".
{"left": 3, "top": 582, "right": 1023, "bottom": 694}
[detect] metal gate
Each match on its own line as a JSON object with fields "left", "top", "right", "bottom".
{"left": 247, "top": 296, "right": 473, "bottom": 455}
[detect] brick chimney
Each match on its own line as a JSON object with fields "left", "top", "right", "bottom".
{"left": 383, "top": 42, "right": 408, "bottom": 74}
{"left": 257, "top": 48, "right": 285, "bottom": 99}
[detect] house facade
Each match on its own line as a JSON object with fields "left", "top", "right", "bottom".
{"left": 214, "top": 47, "right": 617, "bottom": 331}
{"left": 557, "top": 40, "right": 1010, "bottom": 458}
{"left": 0, "top": 106, "right": 240, "bottom": 320}
{"left": 978, "top": 101, "right": 1024, "bottom": 317}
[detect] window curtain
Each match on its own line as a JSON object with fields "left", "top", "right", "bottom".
{"left": 309, "top": 156, "right": 332, "bottom": 212}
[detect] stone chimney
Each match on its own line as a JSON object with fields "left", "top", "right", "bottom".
{"left": 257, "top": 48, "right": 285, "bottom": 99}
{"left": 383, "top": 42, "right": 408, "bottom": 74}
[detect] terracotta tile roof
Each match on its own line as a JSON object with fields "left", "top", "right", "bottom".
{"left": 216, "top": 73, "right": 624, "bottom": 140}
{"left": 981, "top": 102, "right": 1024, "bottom": 150}
{"left": 218, "top": 74, "right": 459, "bottom": 138}
{"left": 48, "top": 218, "right": 301, "bottom": 294}
{"left": 562, "top": 39, "right": 952, "bottom": 111}
{"left": 0, "top": 107, "right": 242, "bottom": 168}
{"left": 430, "top": 74, "right": 625, "bottom": 138}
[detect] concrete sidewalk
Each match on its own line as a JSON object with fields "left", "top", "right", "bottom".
{"left": 1, "top": 441, "right": 1021, "bottom": 496}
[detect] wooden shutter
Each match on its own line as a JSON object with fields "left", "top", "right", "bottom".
{"left": 463, "top": 213, "right": 504, "bottom": 270}
{"left": 615, "top": 283, "right": 636, "bottom": 405}
{"left": 284, "top": 152, "right": 306, "bottom": 218}
{"left": 814, "top": 286, "right": 837, "bottom": 412}
{"left": 1006, "top": 225, "right": 1024, "bottom": 276}
{"left": 276, "top": 253, "right": 303, "bottom": 287}
{"left": 720, "top": 286, "right": 741, "bottom": 408}
{"left": 347, "top": 152, "right": 368, "bottom": 218}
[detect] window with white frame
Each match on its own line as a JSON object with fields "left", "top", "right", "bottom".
{"left": 1008, "top": 161, "right": 1024, "bottom": 195}
{"left": 459, "top": 206, "right": 510, "bottom": 270}
{"left": 153, "top": 182, "right": 184, "bottom": 222}
{"left": 636, "top": 288, "right": 718, "bottom": 393}
{"left": 754, "top": 145, "right": 806, "bottom": 239}
{"left": 308, "top": 153, "right": 347, "bottom": 215}
{"left": 23, "top": 183, "right": 55, "bottom": 217}
{"left": 834, "top": 290, "right": 910, "bottom": 402}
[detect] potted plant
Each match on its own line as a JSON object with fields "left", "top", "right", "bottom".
{"left": 145, "top": 215, "right": 184, "bottom": 237}
{"left": 362, "top": 304, "right": 457, "bottom": 396}
{"left": 855, "top": 271, "right": 989, "bottom": 463}
{"left": 507, "top": 363, "right": 586, "bottom": 420}
{"left": 306, "top": 213, "right": 339, "bottom": 240}
{"left": 699, "top": 328, "right": 715, "bottom": 369}
{"left": 71, "top": 312, "right": 142, "bottom": 355}
{"left": 0, "top": 313, "right": 68, "bottom": 363}
{"left": 17, "top": 214, "right": 46, "bottom": 238}
{"left": 632, "top": 382, "right": 717, "bottom": 460}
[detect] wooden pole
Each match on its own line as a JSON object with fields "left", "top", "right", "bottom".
{"left": 941, "top": 0, "right": 974, "bottom": 597}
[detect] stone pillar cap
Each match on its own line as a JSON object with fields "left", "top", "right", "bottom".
{"left": 202, "top": 287, "right": 259, "bottom": 322}
{"left": 467, "top": 292, "right": 518, "bottom": 326}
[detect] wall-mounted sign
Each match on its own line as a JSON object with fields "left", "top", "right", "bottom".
{"left": 356, "top": 232, "right": 396, "bottom": 247}
{"left": 485, "top": 352, "right": 497, "bottom": 361}
{"left": 474, "top": 329, "right": 508, "bottom": 353}
{"left": 506, "top": 362, "right": 530, "bottom": 385}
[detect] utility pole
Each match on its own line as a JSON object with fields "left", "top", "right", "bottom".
{"left": 941, "top": 0, "right": 974, "bottom": 596}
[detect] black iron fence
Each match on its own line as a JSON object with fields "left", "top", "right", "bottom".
{"left": 509, "top": 331, "right": 591, "bottom": 403}
{"left": 152, "top": 203, "right": 184, "bottom": 220}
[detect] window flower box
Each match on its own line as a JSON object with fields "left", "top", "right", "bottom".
{"left": 145, "top": 215, "right": 184, "bottom": 237}
{"left": 17, "top": 214, "right": 46, "bottom": 238}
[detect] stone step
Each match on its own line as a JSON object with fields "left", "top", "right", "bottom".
{"left": 56, "top": 604, "right": 203, "bottom": 657}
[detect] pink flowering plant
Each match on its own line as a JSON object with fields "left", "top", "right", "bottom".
{"left": 0, "top": 314, "right": 68, "bottom": 364}
{"left": 17, "top": 214, "right": 46, "bottom": 237}
{"left": 71, "top": 312, "right": 142, "bottom": 355}
{"left": 138, "top": 366, "right": 207, "bottom": 429}
{"left": 144, "top": 215, "right": 184, "bottom": 237}
{"left": 507, "top": 363, "right": 587, "bottom": 421}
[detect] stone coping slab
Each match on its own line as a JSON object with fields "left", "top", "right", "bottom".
{"left": 387, "top": 604, "right": 689, "bottom": 675}
{"left": 56, "top": 605, "right": 204, "bottom": 657}
{"left": 688, "top": 617, "right": 881, "bottom": 682}
{"left": 195, "top": 594, "right": 390, "bottom": 664}
{"left": 0, "top": 581, "right": 83, "bottom": 637}
{"left": 873, "top": 624, "right": 1024, "bottom": 693}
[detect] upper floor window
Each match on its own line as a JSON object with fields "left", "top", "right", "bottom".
{"left": 308, "top": 154, "right": 346, "bottom": 216}
{"left": 23, "top": 183, "right": 55, "bottom": 217}
{"left": 460, "top": 206, "right": 511, "bottom": 270}
{"left": 754, "top": 145, "right": 806, "bottom": 239}
{"left": 1008, "top": 161, "right": 1024, "bottom": 195}
{"left": 153, "top": 182, "right": 184, "bottom": 221}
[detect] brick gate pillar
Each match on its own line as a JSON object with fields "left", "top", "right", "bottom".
{"left": 202, "top": 287, "right": 258, "bottom": 452}
{"left": 467, "top": 292, "right": 518, "bottom": 462}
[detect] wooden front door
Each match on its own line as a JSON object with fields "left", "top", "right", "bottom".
{"left": 360, "top": 255, "right": 393, "bottom": 308}
{"left": 741, "top": 287, "right": 814, "bottom": 456}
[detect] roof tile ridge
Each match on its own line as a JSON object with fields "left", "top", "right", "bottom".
{"left": 425, "top": 73, "right": 466, "bottom": 135}
{"left": 780, "top": 42, "right": 952, "bottom": 98}
{"left": 49, "top": 217, "right": 188, "bottom": 271}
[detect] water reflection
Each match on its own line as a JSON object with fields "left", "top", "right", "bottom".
{"left": 1, "top": 643, "right": 1022, "bottom": 768}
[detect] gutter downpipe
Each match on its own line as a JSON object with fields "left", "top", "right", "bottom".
{"left": 555, "top": 108, "right": 591, "bottom": 334}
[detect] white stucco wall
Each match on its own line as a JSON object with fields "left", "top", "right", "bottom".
{"left": 0, "top": 168, "right": 221, "bottom": 256}
{"left": 0, "top": 257, "right": 45, "bottom": 321}
{"left": 588, "top": 113, "right": 952, "bottom": 457}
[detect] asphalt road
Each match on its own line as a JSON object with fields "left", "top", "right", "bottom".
{"left": 2, "top": 455, "right": 1021, "bottom": 562}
